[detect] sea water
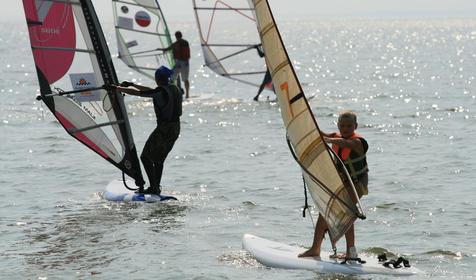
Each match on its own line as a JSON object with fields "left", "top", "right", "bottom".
{"left": 1, "top": 18, "right": 475, "bottom": 280}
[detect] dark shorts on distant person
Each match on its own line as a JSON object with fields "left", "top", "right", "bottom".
{"left": 141, "top": 122, "right": 180, "bottom": 162}
{"left": 172, "top": 60, "right": 189, "bottom": 82}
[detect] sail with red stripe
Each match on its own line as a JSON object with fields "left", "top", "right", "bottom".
{"left": 22, "top": 0, "right": 145, "bottom": 187}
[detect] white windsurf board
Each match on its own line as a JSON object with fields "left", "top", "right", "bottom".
{"left": 242, "top": 234, "right": 422, "bottom": 276}
{"left": 104, "top": 179, "right": 177, "bottom": 202}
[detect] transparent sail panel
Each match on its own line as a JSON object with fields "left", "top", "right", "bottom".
{"left": 113, "top": 0, "right": 175, "bottom": 79}
{"left": 193, "top": 0, "right": 267, "bottom": 88}
{"left": 250, "top": 0, "right": 364, "bottom": 243}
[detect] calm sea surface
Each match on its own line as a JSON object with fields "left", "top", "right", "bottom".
{"left": 1, "top": 17, "right": 475, "bottom": 280}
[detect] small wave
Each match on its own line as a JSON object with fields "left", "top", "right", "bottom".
{"left": 424, "top": 249, "right": 465, "bottom": 258}
{"left": 242, "top": 201, "right": 257, "bottom": 207}
{"left": 375, "top": 202, "right": 397, "bottom": 209}
{"left": 364, "top": 247, "right": 398, "bottom": 258}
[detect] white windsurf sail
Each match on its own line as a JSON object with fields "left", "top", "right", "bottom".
{"left": 250, "top": 0, "right": 365, "bottom": 243}
{"left": 22, "top": 0, "right": 145, "bottom": 187}
{"left": 113, "top": 0, "right": 175, "bottom": 79}
{"left": 193, "top": 0, "right": 268, "bottom": 88}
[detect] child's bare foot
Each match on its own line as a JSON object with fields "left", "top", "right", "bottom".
{"left": 298, "top": 248, "right": 320, "bottom": 258}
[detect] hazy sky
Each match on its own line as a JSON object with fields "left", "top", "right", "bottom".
{"left": 5, "top": 0, "right": 476, "bottom": 23}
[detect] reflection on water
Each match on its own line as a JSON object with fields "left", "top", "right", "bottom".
{"left": 19, "top": 200, "right": 187, "bottom": 272}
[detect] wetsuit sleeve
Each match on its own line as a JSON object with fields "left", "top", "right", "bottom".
{"left": 139, "top": 89, "right": 156, "bottom": 98}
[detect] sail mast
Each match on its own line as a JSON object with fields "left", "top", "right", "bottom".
{"left": 250, "top": 0, "right": 365, "bottom": 243}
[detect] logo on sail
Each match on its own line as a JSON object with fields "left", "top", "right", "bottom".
{"left": 135, "top": 11, "right": 151, "bottom": 27}
{"left": 70, "top": 73, "right": 100, "bottom": 103}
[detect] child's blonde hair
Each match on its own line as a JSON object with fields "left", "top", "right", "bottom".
{"left": 338, "top": 110, "right": 357, "bottom": 124}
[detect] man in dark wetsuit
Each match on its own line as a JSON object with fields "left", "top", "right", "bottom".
{"left": 116, "top": 66, "right": 182, "bottom": 195}
{"left": 254, "top": 44, "right": 274, "bottom": 101}
{"left": 159, "top": 31, "right": 191, "bottom": 99}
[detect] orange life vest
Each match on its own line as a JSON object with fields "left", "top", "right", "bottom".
{"left": 331, "top": 132, "right": 368, "bottom": 179}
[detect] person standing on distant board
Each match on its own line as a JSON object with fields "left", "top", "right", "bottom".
{"left": 159, "top": 31, "right": 191, "bottom": 99}
{"left": 114, "top": 66, "right": 182, "bottom": 195}
{"left": 299, "top": 110, "right": 369, "bottom": 260}
{"left": 254, "top": 44, "right": 274, "bottom": 101}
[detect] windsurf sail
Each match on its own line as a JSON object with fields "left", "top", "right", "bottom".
{"left": 193, "top": 0, "right": 268, "bottom": 88}
{"left": 112, "top": 0, "right": 175, "bottom": 80}
{"left": 250, "top": 0, "right": 365, "bottom": 243}
{"left": 22, "top": 0, "right": 145, "bottom": 187}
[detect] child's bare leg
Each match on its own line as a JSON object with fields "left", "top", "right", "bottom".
{"left": 299, "top": 215, "right": 327, "bottom": 257}
{"left": 345, "top": 224, "right": 355, "bottom": 255}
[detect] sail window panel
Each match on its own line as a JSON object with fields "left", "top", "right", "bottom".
{"left": 68, "top": 4, "right": 126, "bottom": 161}
{"left": 75, "top": 4, "right": 127, "bottom": 155}
{"left": 304, "top": 171, "right": 356, "bottom": 241}
{"left": 113, "top": 0, "right": 174, "bottom": 79}
{"left": 202, "top": 45, "right": 228, "bottom": 75}
{"left": 116, "top": 30, "right": 137, "bottom": 67}
{"left": 53, "top": 96, "right": 123, "bottom": 162}
{"left": 194, "top": 0, "right": 267, "bottom": 87}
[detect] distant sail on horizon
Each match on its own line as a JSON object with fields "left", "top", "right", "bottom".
{"left": 193, "top": 0, "right": 268, "bottom": 88}
{"left": 22, "top": 0, "right": 145, "bottom": 187}
{"left": 250, "top": 0, "right": 365, "bottom": 243}
{"left": 112, "top": 0, "right": 175, "bottom": 80}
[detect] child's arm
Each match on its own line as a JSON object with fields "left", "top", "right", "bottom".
{"left": 324, "top": 137, "right": 364, "bottom": 155}
{"left": 321, "top": 132, "right": 337, "bottom": 138}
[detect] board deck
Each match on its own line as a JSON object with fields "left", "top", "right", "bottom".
{"left": 104, "top": 179, "right": 177, "bottom": 202}
{"left": 242, "top": 234, "right": 422, "bottom": 276}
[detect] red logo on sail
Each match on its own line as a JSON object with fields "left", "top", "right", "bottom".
{"left": 76, "top": 78, "right": 90, "bottom": 86}
{"left": 135, "top": 11, "right": 151, "bottom": 27}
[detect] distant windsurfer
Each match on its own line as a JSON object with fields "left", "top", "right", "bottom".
{"left": 159, "top": 31, "right": 191, "bottom": 99}
{"left": 115, "top": 66, "right": 182, "bottom": 195}
{"left": 254, "top": 44, "right": 274, "bottom": 101}
{"left": 299, "top": 111, "right": 369, "bottom": 259}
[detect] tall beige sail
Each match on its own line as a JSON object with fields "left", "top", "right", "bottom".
{"left": 250, "top": 0, "right": 365, "bottom": 243}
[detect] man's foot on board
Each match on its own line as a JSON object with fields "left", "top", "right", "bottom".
{"left": 142, "top": 186, "right": 161, "bottom": 195}
{"left": 253, "top": 96, "right": 259, "bottom": 101}
{"left": 298, "top": 248, "right": 320, "bottom": 258}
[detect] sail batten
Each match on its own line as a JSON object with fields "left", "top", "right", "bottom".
{"left": 251, "top": 0, "right": 365, "bottom": 243}
{"left": 31, "top": 46, "right": 95, "bottom": 53}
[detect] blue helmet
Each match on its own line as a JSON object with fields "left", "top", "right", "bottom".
{"left": 155, "top": 65, "right": 173, "bottom": 81}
